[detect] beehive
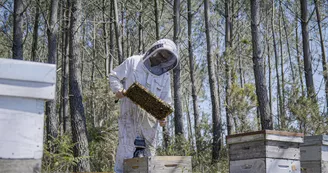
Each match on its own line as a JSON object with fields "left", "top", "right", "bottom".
{"left": 0, "top": 58, "right": 56, "bottom": 173}
{"left": 300, "top": 135, "right": 328, "bottom": 173}
{"left": 125, "top": 82, "right": 173, "bottom": 120}
{"left": 227, "top": 130, "right": 304, "bottom": 173}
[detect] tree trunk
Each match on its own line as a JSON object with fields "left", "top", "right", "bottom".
{"left": 295, "top": 3, "right": 305, "bottom": 97}
{"left": 265, "top": 1, "right": 272, "bottom": 119}
{"left": 62, "top": 0, "right": 70, "bottom": 134}
{"left": 225, "top": 0, "right": 233, "bottom": 135}
{"left": 173, "top": 0, "right": 184, "bottom": 136}
{"left": 109, "top": 1, "right": 114, "bottom": 67}
{"left": 104, "top": 0, "right": 111, "bottom": 75}
{"left": 250, "top": 0, "right": 272, "bottom": 130}
{"left": 271, "top": 0, "right": 282, "bottom": 126}
{"left": 113, "top": 0, "right": 123, "bottom": 64}
{"left": 204, "top": 0, "right": 221, "bottom": 163}
{"left": 46, "top": 0, "right": 59, "bottom": 151}
{"left": 314, "top": 0, "right": 328, "bottom": 113}
{"left": 188, "top": 0, "right": 201, "bottom": 154}
{"left": 300, "top": 0, "right": 316, "bottom": 101}
{"left": 154, "top": 0, "right": 160, "bottom": 39}
{"left": 69, "top": 0, "right": 91, "bottom": 171}
{"left": 12, "top": 0, "right": 24, "bottom": 60}
{"left": 31, "top": 0, "right": 40, "bottom": 61}
{"left": 138, "top": 0, "right": 143, "bottom": 53}
{"left": 278, "top": 0, "right": 285, "bottom": 129}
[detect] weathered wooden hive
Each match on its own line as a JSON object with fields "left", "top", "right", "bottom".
{"left": 227, "top": 130, "right": 304, "bottom": 173}
{"left": 0, "top": 59, "right": 56, "bottom": 173}
{"left": 123, "top": 156, "right": 192, "bottom": 173}
{"left": 300, "top": 135, "right": 328, "bottom": 173}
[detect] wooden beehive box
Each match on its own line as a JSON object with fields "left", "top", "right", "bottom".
{"left": 227, "top": 130, "right": 304, "bottom": 173}
{"left": 300, "top": 135, "right": 328, "bottom": 173}
{"left": 0, "top": 59, "right": 56, "bottom": 173}
{"left": 123, "top": 156, "right": 192, "bottom": 173}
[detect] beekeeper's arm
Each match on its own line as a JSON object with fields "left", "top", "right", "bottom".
{"left": 109, "top": 58, "right": 132, "bottom": 99}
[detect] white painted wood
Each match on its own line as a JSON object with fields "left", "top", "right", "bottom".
{"left": 266, "top": 158, "right": 300, "bottom": 173}
{"left": 0, "top": 58, "right": 56, "bottom": 84}
{"left": 0, "top": 96, "right": 44, "bottom": 159}
{"left": 0, "top": 79, "right": 55, "bottom": 100}
{"left": 266, "top": 134, "right": 304, "bottom": 143}
{"left": 230, "top": 158, "right": 300, "bottom": 173}
{"left": 230, "top": 158, "right": 265, "bottom": 173}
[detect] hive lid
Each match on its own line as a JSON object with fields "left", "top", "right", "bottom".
{"left": 226, "top": 130, "right": 304, "bottom": 145}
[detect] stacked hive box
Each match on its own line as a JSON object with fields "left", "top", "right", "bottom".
{"left": 300, "top": 135, "right": 328, "bottom": 173}
{"left": 0, "top": 59, "right": 56, "bottom": 173}
{"left": 123, "top": 156, "right": 192, "bottom": 173}
{"left": 227, "top": 130, "right": 304, "bottom": 173}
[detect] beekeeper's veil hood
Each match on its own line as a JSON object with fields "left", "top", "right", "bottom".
{"left": 143, "top": 39, "right": 179, "bottom": 75}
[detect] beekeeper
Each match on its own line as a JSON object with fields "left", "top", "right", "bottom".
{"left": 109, "top": 39, "right": 179, "bottom": 173}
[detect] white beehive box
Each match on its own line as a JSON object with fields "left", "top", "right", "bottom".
{"left": 301, "top": 135, "right": 328, "bottom": 173}
{"left": 123, "top": 156, "right": 192, "bottom": 173}
{"left": 0, "top": 58, "right": 56, "bottom": 172}
{"left": 227, "top": 130, "right": 304, "bottom": 173}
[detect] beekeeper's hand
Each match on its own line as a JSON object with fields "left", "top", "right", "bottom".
{"left": 159, "top": 118, "right": 166, "bottom": 127}
{"left": 115, "top": 90, "right": 125, "bottom": 99}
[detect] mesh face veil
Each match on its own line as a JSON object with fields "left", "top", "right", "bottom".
{"left": 143, "top": 39, "right": 179, "bottom": 75}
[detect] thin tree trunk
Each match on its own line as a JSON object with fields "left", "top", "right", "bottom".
{"left": 46, "top": 0, "right": 59, "bottom": 151}
{"left": 314, "top": 0, "right": 328, "bottom": 113}
{"left": 62, "top": 0, "right": 70, "bottom": 134}
{"left": 251, "top": 0, "right": 272, "bottom": 130}
{"left": 154, "top": 0, "right": 160, "bottom": 39}
{"left": 300, "top": 0, "right": 316, "bottom": 102}
{"left": 109, "top": 1, "right": 114, "bottom": 68}
{"left": 31, "top": 0, "right": 40, "bottom": 61}
{"left": 188, "top": 0, "right": 201, "bottom": 154}
{"left": 173, "top": 0, "right": 184, "bottom": 137}
{"left": 113, "top": 0, "right": 123, "bottom": 64}
{"left": 121, "top": 3, "right": 125, "bottom": 60}
{"left": 295, "top": 4, "right": 305, "bottom": 97}
{"left": 69, "top": 0, "right": 90, "bottom": 171}
{"left": 271, "top": 0, "right": 282, "bottom": 126}
{"left": 204, "top": 0, "right": 221, "bottom": 163}
{"left": 278, "top": 0, "right": 286, "bottom": 129}
{"left": 138, "top": 0, "right": 143, "bottom": 53}
{"left": 12, "top": 0, "right": 24, "bottom": 60}
{"left": 91, "top": 18, "right": 97, "bottom": 127}
{"left": 265, "top": 1, "right": 273, "bottom": 121}
{"left": 281, "top": 10, "right": 295, "bottom": 84}
{"left": 225, "top": 0, "right": 233, "bottom": 135}
{"left": 104, "top": 0, "right": 111, "bottom": 75}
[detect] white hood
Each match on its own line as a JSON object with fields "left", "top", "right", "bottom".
{"left": 142, "top": 39, "right": 179, "bottom": 75}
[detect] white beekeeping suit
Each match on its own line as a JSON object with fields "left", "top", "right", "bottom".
{"left": 109, "top": 39, "right": 179, "bottom": 173}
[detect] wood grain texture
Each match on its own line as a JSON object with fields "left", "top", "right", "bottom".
{"left": 0, "top": 159, "right": 41, "bottom": 173}
{"left": 123, "top": 156, "right": 192, "bottom": 173}
{"left": 230, "top": 158, "right": 300, "bottom": 173}
{"left": 229, "top": 141, "right": 300, "bottom": 161}
{"left": 227, "top": 130, "right": 304, "bottom": 145}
